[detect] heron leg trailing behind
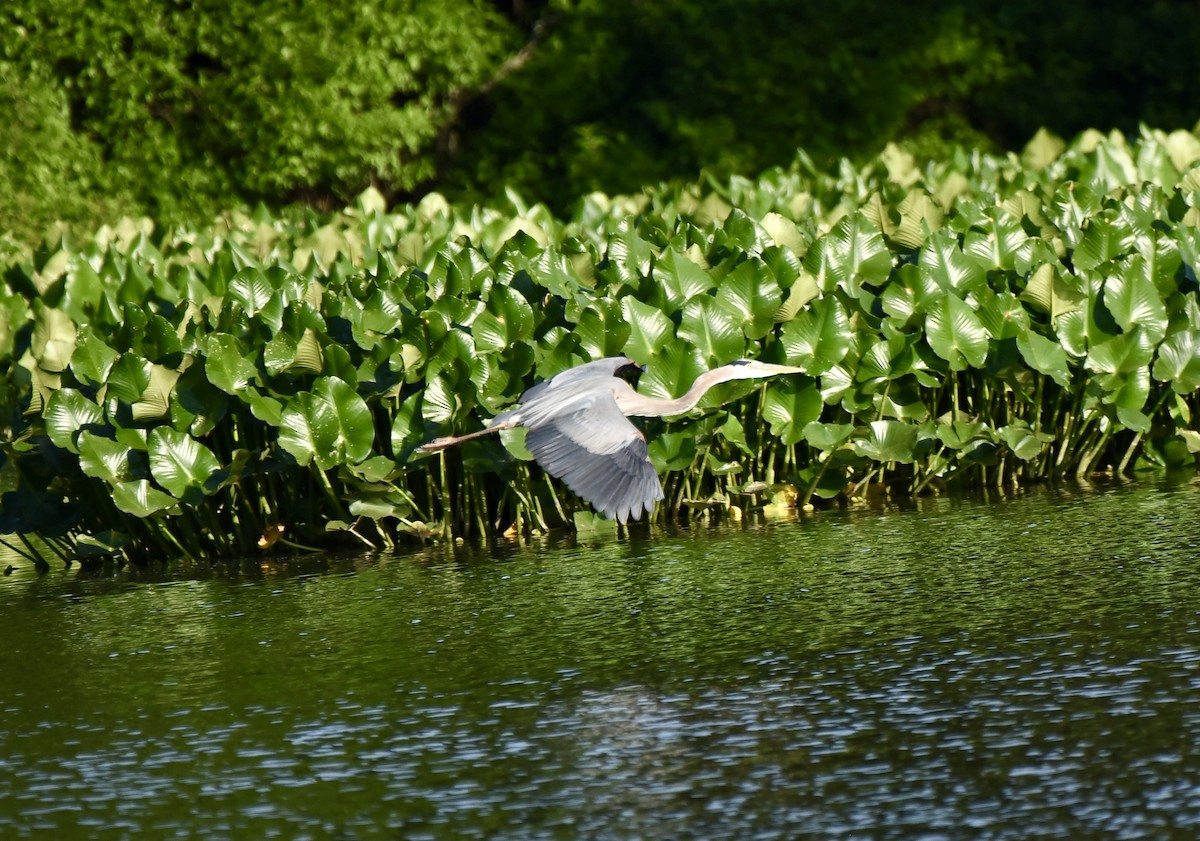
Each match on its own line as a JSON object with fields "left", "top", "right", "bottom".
{"left": 417, "top": 421, "right": 518, "bottom": 453}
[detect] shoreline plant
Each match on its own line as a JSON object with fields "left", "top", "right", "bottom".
{"left": 3, "top": 126, "right": 1200, "bottom": 565}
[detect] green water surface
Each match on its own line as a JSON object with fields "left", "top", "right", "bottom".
{"left": 3, "top": 480, "right": 1200, "bottom": 839}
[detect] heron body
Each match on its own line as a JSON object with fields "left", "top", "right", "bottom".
{"left": 418, "top": 356, "right": 806, "bottom": 523}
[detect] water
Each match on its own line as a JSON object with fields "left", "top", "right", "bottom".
{"left": 3, "top": 479, "right": 1200, "bottom": 838}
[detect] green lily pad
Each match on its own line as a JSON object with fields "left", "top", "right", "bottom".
{"left": 149, "top": 427, "right": 223, "bottom": 502}
{"left": 925, "top": 294, "right": 989, "bottom": 370}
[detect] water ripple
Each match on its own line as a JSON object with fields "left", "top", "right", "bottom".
{"left": 3, "top": 482, "right": 1200, "bottom": 837}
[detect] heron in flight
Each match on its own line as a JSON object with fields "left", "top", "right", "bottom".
{"left": 418, "top": 356, "right": 806, "bottom": 523}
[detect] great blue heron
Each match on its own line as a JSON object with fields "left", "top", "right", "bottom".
{"left": 418, "top": 356, "right": 806, "bottom": 523}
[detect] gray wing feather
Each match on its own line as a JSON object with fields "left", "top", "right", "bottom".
{"left": 524, "top": 395, "right": 664, "bottom": 523}
{"left": 518, "top": 357, "right": 636, "bottom": 406}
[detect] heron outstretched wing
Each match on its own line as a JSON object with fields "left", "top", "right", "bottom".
{"left": 523, "top": 391, "right": 664, "bottom": 524}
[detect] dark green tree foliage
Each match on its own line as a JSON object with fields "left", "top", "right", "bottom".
{"left": 3, "top": 0, "right": 1200, "bottom": 244}
{"left": 0, "top": 63, "right": 131, "bottom": 250}
{"left": 448, "top": 0, "right": 1200, "bottom": 207}
{"left": 974, "top": 0, "right": 1200, "bottom": 146}
{"left": 0, "top": 0, "right": 518, "bottom": 241}
{"left": 449, "top": 0, "right": 960, "bottom": 204}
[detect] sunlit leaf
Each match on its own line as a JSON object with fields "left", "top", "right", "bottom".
{"left": 575, "top": 299, "right": 631, "bottom": 361}
{"left": 175, "top": 365, "right": 230, "bottom": 436}
{"left": 1085, "top": 328, "right": 1154, "bottom": 375}
{"left": 920, "top": 230, "right": 985, "bottom": 294}
{"left": 1022, "top": 128, "right": 1066, "bottom": 169}
{"left": 279, "top": 392, "right": 341, "bottom": 470}
{"left": 761, "top": 377, "right": 822, "bottom": 445}
{"left": 314, "top": 376, "right": 375, "bottom": 464}
{"left": 1073, "top": 218, "right": 1132, "bottom": 270}
{"left": 75, "top": 530, "right": 129, "bottom": 559}
{"left": 227, "top": 268, "right": 275, "bottom": 316}
{"left": 716, "top": 413, "right": 752, "bottom": 456}
{"left": 641, "top": 342, "right": 707, "bottom": 404}
{"left": 1020, "top": 263, "right": 1084, "bottom": 319}
{"left": 605, "top": 222, "right": 656, "bottom": 285}
{"left": 264, "top": 331, "right": 300, "bottom": 375}
{"left": 998, "top": 423, "right": 1046, "bottom": 461}
{"left": 962, "top": 208, "right": 1026, "bottom": 272}
{"left": 774, "top": 271, "right": 820, "bottom": 323}
{"left": 421, "top": 374, "right": 460, "bottom": 425}
{"left": 71, "top": 328, "right": 120, "bottom": 386}
{"left": 854, "top": 420, "right": 920, "bottom": 463}
{"left": 472, "top": 285, "right": 536, "bottom": 354}
{"left": 803, "top": 421, "right": 854, "bottom": 452}
{"left": 349, "top": 495, "right": 411, "bottom": 521}
{"left": 881, "top": 264, "right": 941, "bottom": 323}
{"left": 677, "top": 296, "right": 744, "bottom": 365}
{"left": 141, "top": 314, "right": 183, "bottom": 364}
{"left": 346, "top": 456, "right": 397, "bottom": 484}
{"left": 112, "top": 480, "right": 179, "bottom": 517}
{"left": 244, "top": 389, "right": 282, "bottom": 427}
{"left": 780, "top": 295, "right": 851, "bottom": 376}
{"left": 77, "top": 431, "right": 132, "bottom": 484}
{"left": 976, "top": 290, "right": 1030, "bottom": 340}
{"left": 132, "top": 364, "right": 182, "bottom": 421}
{"left": 621, "top": 296, "right": 674, "bottom": 363}
{"left": 719, "top": 210, "right": 770, "bottom": 254}
{"left": 760, "top": 212, "right": 806, "bottom": 253}
{"left": 805, "top": 211, "right": 891, "bottom": 293}
{"left": 43, "top": 389, "right": 104, "bottom": 453}
{"left": 649, "top": 429, "right": 697, "bottom": 472}
{"left": 715, "top": 257, "right": 782, "bottom": 339}
{"left": 1016, "top": 330, "right": 1071, "bottom": 387}
{"left": 31, "top": 306, "right": 76, "bottom": 373}
{"left": 890, "top": 190, "right": 942, "bottom": 250}
{"left": 653, "top": 248, "right": 714, "bottom": 312}
{"left": 1082, "top": 139, "right": 1138, "bottom": 191}
{"left": 572, "top": 509, "right": 620, "bottom": 533}
{"left": 1103, "top": 267, "right": 1167, "bottom": 344}
{"left": 390, "top": 391, "right": 426, "bottom": 456}
{"left": 925, "top": 294, "right": 989, "bottom": 370}
{"left": 1153, "top": 328, "right": 1200, "bottom": 393}
{"left": 204, "top": 334, "right": 259, "bottom": 394}
{"left": 107, "top": 352, "right": 152, "bottom": 403}
{"left": 149, "top": 427, "right": 223, "bottom": 502}
{"left": 936, "top": 420, "right": 989, "bottom": 450}
{"left": 1102, "top": 365, "right": 1150, "bottom": 413}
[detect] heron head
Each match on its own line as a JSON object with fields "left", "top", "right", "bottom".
{"left": 616, "top": 359, "right": 646, "bottom": 382}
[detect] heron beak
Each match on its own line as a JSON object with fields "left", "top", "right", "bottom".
{"left": 756, "top": 362, "right": 807, "bottom": 374}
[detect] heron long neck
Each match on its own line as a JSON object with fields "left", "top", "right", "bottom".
{"left": 617, "top": 368, "right": 739, "bottom": 417}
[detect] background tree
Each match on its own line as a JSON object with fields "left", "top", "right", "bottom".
{"left": 0, "top": 0, "right": 520, "bottom": 243}
{"left": 2, "top": 0, "right": 1199, "bottom": 246}
{"left": 445, "top": 0, "right": 1200, "bottom": 206}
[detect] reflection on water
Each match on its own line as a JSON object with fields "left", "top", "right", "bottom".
{"left": 3, "top": 479, "right": 1200, "bottom": 838}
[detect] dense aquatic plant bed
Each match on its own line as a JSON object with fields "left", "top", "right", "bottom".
{"left": 3, "top": 126, "right": 1200, "bottom": 564}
